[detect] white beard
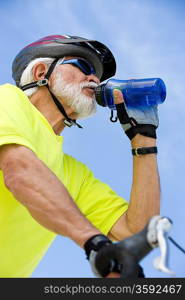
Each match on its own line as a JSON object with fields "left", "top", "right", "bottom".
{"left": 51, "top": 72, "right": 98, "bottom": 119}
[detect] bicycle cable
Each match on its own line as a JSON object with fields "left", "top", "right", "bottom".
{"left": 168, "top": 236, "right": 185, "bottom": 255}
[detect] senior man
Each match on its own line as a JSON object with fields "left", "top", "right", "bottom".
{"left": 0, "top": 35, "right": 160, "bottom": 277}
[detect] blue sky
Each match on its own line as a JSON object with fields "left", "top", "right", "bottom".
{"left": 0, "top": 0, "right": 185, "bottom": 278}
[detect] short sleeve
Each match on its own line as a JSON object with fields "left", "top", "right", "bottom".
{"left": 0, "top": 84, "right": 36, "bottom": 153}
{"left": 76, "top": 168, "right": 128, "bottom": 235}
{"left": 63, "top": 153, "right": 128, "bottom": 236}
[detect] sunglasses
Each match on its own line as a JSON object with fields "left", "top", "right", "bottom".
{"left": 59, "top": 58, "right": 96, "bottom": 76}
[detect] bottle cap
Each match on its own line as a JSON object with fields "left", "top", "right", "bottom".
{"left": 95, "top": 84, "right": 106, "bottom": 107}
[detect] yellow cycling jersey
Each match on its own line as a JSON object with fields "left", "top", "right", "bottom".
{"left": 0, "top": 84, "right": 128, "bottom": 277}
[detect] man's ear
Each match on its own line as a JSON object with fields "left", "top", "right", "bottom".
{"left": 32, "top": 63, "right": 48, "bottom": 81}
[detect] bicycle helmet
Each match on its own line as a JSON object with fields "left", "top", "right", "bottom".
{"left": 12, "top": 34, "right": 116, "bottom": 86}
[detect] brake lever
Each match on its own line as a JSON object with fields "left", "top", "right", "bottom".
{"left": 147, "top": 216, "right": 175, "bottom": 275}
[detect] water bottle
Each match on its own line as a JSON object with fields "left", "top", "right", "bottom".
{"left": 95, "top": 78, "right": 166, "bottom": 109}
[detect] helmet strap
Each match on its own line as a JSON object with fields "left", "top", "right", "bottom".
{"left": 49, "top": 89, "right": 83, "bottom": 129}
{"left": 45, "top": 58, "right": 59, "bottom": 80}
{"left": 20, "top": 58, "right": 83, "bottom": 129}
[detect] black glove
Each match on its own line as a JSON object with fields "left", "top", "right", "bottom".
{"left": 115, "top": 101, "right": 159, "bottom": 140}
{"left": 84, "top": 234, "right": 145, "bottom": 278}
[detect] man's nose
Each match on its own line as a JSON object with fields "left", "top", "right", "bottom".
{"left": 86, "top": 74, "right": 100, "bottom": 85}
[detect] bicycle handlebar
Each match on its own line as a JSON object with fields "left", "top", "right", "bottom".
{"left": 95, "top": 215, "right": 174, "bottom": 278}
{"left": 118, "top": 215, "right": 174, "bottom": 277}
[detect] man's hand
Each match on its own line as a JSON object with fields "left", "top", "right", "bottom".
{"left": 113, "top": 89, "right": 159, "bottom": 140}
{"left": 84, "top": 234, "right": 145, "bottom": 278}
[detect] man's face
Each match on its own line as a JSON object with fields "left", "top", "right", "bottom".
{"left": 50, "top": 56, "right": 100, "bottom": 119}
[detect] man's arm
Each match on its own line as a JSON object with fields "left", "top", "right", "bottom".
{"left": 109, "top": 90, "right": 160, "bottom": 241}
{"left": 109, "top": 134, "right": 160, "bottom": 241}
{"left": 0, "top": 144, "right": 100, "bottom": 247}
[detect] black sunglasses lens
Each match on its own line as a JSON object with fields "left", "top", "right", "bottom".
{"left": 79, "top": 60, "right": 95, "bottom": 75}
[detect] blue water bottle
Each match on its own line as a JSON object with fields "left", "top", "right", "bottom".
{"left": 95, "top": 78, "right": 166, "bottom": 109}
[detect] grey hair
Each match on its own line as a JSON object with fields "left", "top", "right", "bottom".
{"left": 19, "top": 57, "right": 55, "bottom": 97}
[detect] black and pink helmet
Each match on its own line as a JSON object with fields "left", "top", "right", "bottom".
{"left": 12, "top": 34, "right": 116, "bottom": 86}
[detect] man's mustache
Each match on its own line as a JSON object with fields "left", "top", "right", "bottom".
{"left": 80, "top": 82, "right": 98, "bottom": 90}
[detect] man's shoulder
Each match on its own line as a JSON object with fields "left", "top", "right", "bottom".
{"left": 0, "top": 83, "right": 34, "bottom": 117}
{"left": 0, "top": 83, "right": 28, "bottom": 104}
{"left": 0, "top": 83, "right": 23, "bottom": 94}
{"left": 0, "top": 83, "right": 36, "bottom": 131}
